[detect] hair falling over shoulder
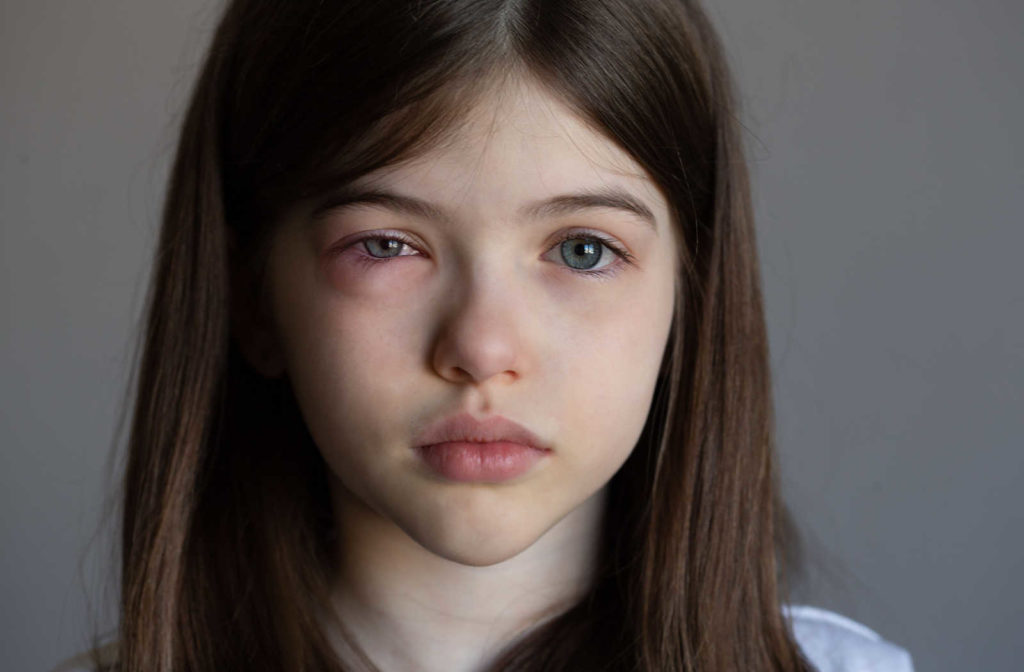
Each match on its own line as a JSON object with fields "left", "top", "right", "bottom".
{"left": 112, "top": 1, "right": 812, "bottom": 670}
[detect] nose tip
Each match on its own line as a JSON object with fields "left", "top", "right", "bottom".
{"left": 430, "top": 291, "right": 525, "bottom": 386}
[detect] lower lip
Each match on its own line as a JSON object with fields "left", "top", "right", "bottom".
{"left": 415, "top": 441, "right": 548, "bottom": 483}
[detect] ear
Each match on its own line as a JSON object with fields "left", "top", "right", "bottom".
{"left": 230, "top": 261, "right": 286, "bottom": 379}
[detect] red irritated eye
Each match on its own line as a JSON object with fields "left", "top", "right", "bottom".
{"left": 326, "top": 232, "right": 425, "bottom": 270}
{"left": 359, "top": 235, "right": 419, "bottom": 259}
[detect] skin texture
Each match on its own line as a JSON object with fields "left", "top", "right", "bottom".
{"left": 254, "top": 76, "right": 677, "bottom": 671}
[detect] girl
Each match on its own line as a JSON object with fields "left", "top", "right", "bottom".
{"left": 71, "top": 0, "right": 914, "bottom": 670}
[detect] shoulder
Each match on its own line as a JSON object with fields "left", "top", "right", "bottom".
{"left": 785, "top": 605, "right": 915, "bottom": 672}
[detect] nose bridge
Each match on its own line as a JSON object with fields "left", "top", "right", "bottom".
{"left": 431, "top": 252, "right": 528, "bottom": 385}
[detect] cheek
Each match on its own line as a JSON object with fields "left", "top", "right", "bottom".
{"left": 554, "top": 276, "right": 674, "bottom": 469}
{"left": 274, "top": 241, "right": 430, "bottom": 361}
{"left": 269, "top": 260, "right": 428, "bottom": 441}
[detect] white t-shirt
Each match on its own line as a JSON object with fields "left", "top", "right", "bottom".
{"left": 787, "top": 605, "right": 915, "bottom": 671}
{"left": 53, "top": 605, "right": 914, "bottom": 671}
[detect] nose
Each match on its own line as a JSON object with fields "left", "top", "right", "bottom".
{"left": 430, "top": 268, "right": 527, "bottom": 386}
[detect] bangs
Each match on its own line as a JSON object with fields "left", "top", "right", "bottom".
{"left": 288, "top": 68, "right": 510, "bottom": 210}
{"left": 220, "top": 3, "right": 528, "bottom": 257}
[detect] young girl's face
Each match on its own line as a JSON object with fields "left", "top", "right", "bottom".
{"left": 260, "top": 76, "right": 677, "bottom": 566}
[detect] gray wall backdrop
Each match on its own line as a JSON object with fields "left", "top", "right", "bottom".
{"left": 3, "top": 1, "right": 1021, "bottom": 670}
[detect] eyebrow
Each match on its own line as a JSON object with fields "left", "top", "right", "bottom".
{"left": 309, "top": 186, "right": 658, "bottom": 232}
{"left": 521, "top": 189, "right": 657, "bottom": 230}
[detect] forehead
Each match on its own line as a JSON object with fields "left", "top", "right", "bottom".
{"left": 351, "top": 76, "right": 669, "bottom": 225}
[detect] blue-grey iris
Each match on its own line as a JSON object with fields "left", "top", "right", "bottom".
{"left": 366, "top": 238, "right": 403, "bottom": 258}
{"left": 561, "top": 238, "right": 602, "bottom": 270}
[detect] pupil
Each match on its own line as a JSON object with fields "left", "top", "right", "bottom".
{"left": 369, "top": 238, "right": 402, "bottom": 257}
{"left": 562, "top": 238, "right": 601, "bottom": 270}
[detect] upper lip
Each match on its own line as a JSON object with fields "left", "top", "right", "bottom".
{"left": 413, "top": 412, "right": 551, "bottom": 451}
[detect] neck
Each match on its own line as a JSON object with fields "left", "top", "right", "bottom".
{"left": 324, "top": 482, "right": 606, "bottom": 672}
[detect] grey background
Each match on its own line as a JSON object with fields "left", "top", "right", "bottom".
{"left": 2, "top": 1, "right": 1021, "bottom": 670}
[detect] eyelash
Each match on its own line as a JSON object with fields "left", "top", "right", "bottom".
{"left": 342, "top": 229, "right": 636, "bottom": 280}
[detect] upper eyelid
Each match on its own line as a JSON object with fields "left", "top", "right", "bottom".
{"left": 555, "top": 227, "right": 629, "bottom": 248}
{"left": 346, "top": 230, "right": 423, "bottom": 255}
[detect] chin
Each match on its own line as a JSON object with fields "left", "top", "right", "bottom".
{"left": 403, "top": 516, "right": 553, "bottom": 568}
{"left": 421, "top": 539, "right": 536, "bottom": 567}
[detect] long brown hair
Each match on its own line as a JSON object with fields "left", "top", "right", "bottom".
{"left": 114, "top": 0, "right": 811, "bottom": 669}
